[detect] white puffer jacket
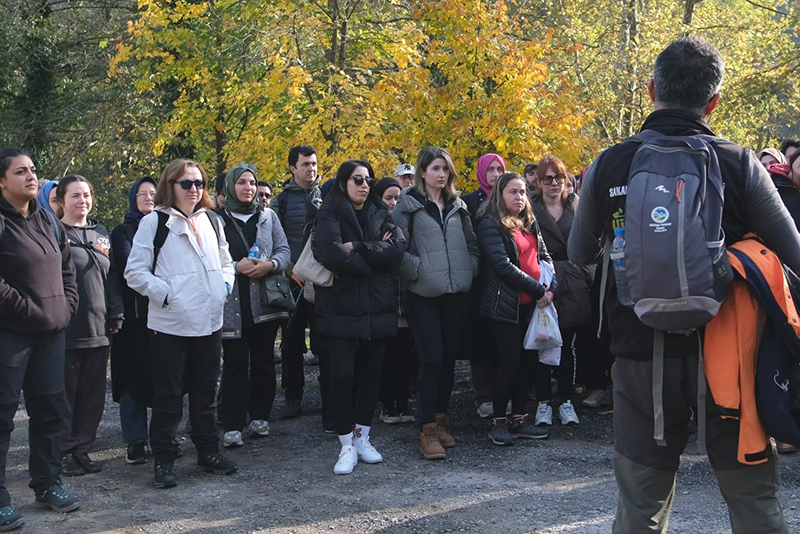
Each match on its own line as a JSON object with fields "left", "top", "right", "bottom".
{"left": 124, "top": 206, "right": 235, "bottom": 337}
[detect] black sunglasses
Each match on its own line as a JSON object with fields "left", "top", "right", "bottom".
{"left": 257, "top": 191, "right": 271, "bottom": 199}
{"left": 540, "top": 174, "right": 566, "bottom": 185}
{"left": 351, "top": 175, "right": 375, "bottom": 186}
{"left": 236, "top": 162, "right": 258, "bottom": 173}
{"left": 176, "top": 179, "right": 206, "bottom": 190}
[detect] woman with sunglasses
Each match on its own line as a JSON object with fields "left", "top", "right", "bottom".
{"left": 216, "top": 164, "right": 290, "bottom": 448}
{"left": 392, "top": 146, "right": 480, "bottom": 460}
{"left": 530, "top": 156, "right": 592, "bottom": 427}
{"left": 55, "top": 175, "right": 124, "bottom": 477}
{"left": 312, "top": 160, "right": 406, "bottom": 474}
{"left": 125, "top": 159, "right": 237, "bottom": 489}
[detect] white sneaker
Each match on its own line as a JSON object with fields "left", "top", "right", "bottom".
{"left": 334, "top": 445, "right": 358, "bottom": 475}
{"left": 222, "top": 430, "right": 244, "bottom": 448}
{"left": 353, "top": 435, "right": 383, "bottom": 464}
{"left": 582, "top": 389, "right": 610, "bottom": 408}
{"left": 247, "top": 419, "right": 270, "bottom": 437}
{"left": 535, "top": 402, "right": 553, "bottom": 426}
{"left": 476, "top": 402, "right": 492, "bottom": 419}
{"left": 559, "top": 400, "right": 580, "bottom": 425}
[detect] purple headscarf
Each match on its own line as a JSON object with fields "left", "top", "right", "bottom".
{"left": 476, "top": 153, "right": 506, "bottom": 195}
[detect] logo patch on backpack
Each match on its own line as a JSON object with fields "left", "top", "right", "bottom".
{"left": 650, "top": 207, "right": 670, "bottom": 225}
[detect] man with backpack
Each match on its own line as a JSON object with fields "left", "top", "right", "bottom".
{"left": 568, "top": 36, "right": 800, "bottom": 533}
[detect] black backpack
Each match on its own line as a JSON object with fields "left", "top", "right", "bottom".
{"left": 151, "top": 210, "right": 221, "bottom": 274}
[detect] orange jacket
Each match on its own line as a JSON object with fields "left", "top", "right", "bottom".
{"left": 704, "top": 235, "right": 800, "bottom": 465}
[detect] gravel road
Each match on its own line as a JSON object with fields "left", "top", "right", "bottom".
{"left": 5, "top": 360, "right": 799, "bottom": 533}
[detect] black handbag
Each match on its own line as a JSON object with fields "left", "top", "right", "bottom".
{"left": 261, "top": 273, "right": 295, "bottom": 311}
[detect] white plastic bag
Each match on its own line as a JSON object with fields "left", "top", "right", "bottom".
{"left": 524, "top": 303, "right": 563, "bottom": 351}
{"left": 538, "top": 346, "right": 561, "bottom": 366}
{"left": 539, "top": 260, "right": 555, "bottom": 288}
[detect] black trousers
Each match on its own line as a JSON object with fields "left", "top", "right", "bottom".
{"left": 150, "top": 330, "right": 221, "bottom": 463}
{"left": 280, "top": 282, "right": 321, "bottom": 401}
{"left": 328, "top": 338, "right": 386, "bottom": 436}
{"left": 489, "top": 304, "right": 534, "bottom": 417}
{"left": 405, "top": 291, "right": 468, "bottom": 427}
{"left": 219, "top": 320, "right": 281, "bottom": 432}
{"left": 575, "top": 272, "right": 614, "bottom": 390}
{"left": 379, "top": 328, "right": 415, "bottom": 405}
{"left": 61, "top": 346, "right": 109, "bottom": 454}
{"left": 0, "top": 330, "right": 66, "bottom": 506}
{"left": 534, "top": 326, "right": 578, "bottom": 402}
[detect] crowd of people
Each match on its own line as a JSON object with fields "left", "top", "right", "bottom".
{"left": 0, "top": 35, "right": 798, "bottom": 533}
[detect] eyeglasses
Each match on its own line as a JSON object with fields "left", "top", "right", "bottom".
{"left": 135, "top": 191, "right": 156, "bottom": 199}
{"left": 351, "top": 175, "right": 375, "bottom": 186}
{"left": 257, "top": 192, "right": 271, "bottom": 199}
{"left": 176, "top": 179, "right": 206, "bottom": 190}
{"left": 540, "top": 174, "right": 566, "bottom": 185}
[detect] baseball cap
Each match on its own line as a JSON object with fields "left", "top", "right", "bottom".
{"left": 394, "top": 163, "right": 415, "bottom": 176}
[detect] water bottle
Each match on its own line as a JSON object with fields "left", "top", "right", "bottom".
{"left": 611, "top": 228, "right": 634, "bottom": 306}
{"left": 248, "top": 243, "right": 260, "bottom": 259}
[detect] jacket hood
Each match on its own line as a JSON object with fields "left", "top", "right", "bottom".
{"left": 639, "top": 109, "right": 716, "bottom": 138}
{"left": 397, "top": 186, "right": 466, "bottom": 215}
{"left": 36, "top": 181, "right": 58, "bottom": 215}
{"left": 124, "top": 176, "right": 158, "bottom": 224}
{"left": 0, "top": 194, "right": 41, "bottom": 220}
{"left": 758, "top": 148, "right": 787, "bottom": 165}
{"left": 282, "top": 175, "right": 321, "bottom": 193}
{"left": 63, "top": 217, "right": 100, "bottom": 230}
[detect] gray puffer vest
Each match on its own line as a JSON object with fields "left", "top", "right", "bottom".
{"left": 392, "top": 188, "right": 480, "bottom": 297}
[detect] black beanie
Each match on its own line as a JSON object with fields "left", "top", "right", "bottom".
{"left": 374, "top": 177, "right": 402, "bottom": 199}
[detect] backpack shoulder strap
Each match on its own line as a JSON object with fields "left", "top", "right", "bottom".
{"left": 206, "top": 210, "right": 221, "bottom": 241}
{"left": 0, "top": 213, "right": 5, "bottom": 243}
{"left": 151, "top": 211, "right": 170, "bottom": 274}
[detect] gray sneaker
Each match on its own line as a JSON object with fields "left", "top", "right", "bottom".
{"left": 222, "top": 430, "right": 244, "bottom": 448}
{"left": 476, "top": 402, "right": 492, "bottom": 419}
{"left": 509, "top": 414, "right": 550, "bottom": 439}
{"left": 582, "top": 389, "right": 611, "bottom": 408}
{"left": 488, "top": 418, "right": 513, "bottom": 446}
{"left": 247, "top": 419, "right": 270, "bottom": 437}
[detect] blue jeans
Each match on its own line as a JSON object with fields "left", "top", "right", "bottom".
{"left": 119, "top": 390, "right": 149, "bottom": 446}
{"left": 0, "top": 330, "right": 66, "bottom": 507}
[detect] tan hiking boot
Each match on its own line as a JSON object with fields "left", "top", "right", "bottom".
{"left": 435, "top": 413, "right": 456, "bottom": 448}
{"left": 419, "top": 423, "right": 446, "bottom": 460}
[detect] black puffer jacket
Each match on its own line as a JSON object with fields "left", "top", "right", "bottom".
{"left": 313, "top": 196, "right": 407, "bottom": 340}
{"left": 477, "top": 215, "right": 556, "bottom": 324}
